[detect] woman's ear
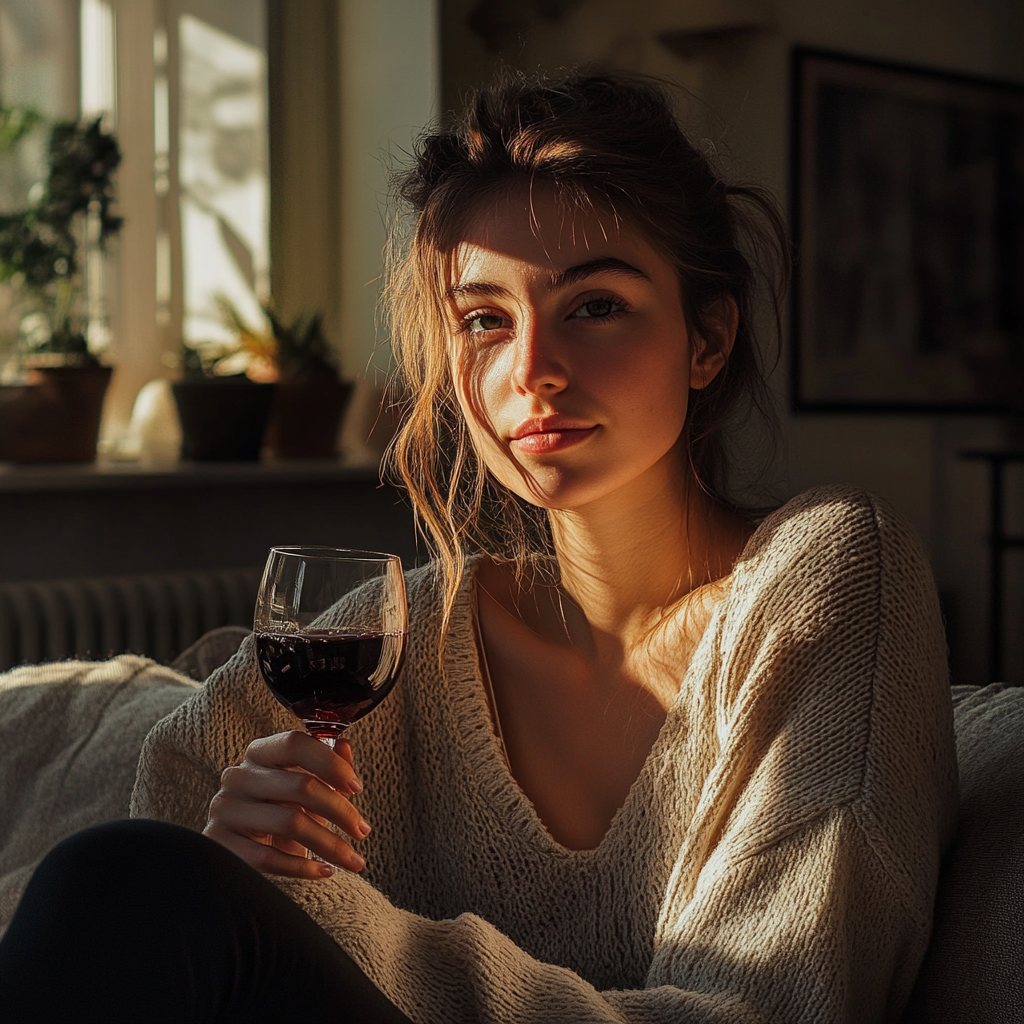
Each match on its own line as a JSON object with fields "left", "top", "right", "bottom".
{"left": 689, "top": 296, "right": 738, "bottom": 390}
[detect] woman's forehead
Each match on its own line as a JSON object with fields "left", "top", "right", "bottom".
{"left": 465, "top": 185, "right": 621, "bottom": 245}
{"left": 447, "top": 187, "right": 653, "bottom": 287}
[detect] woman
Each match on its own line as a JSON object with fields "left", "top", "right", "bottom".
{"left": 0, "top": 71, "right": 956, "bottom": 1023}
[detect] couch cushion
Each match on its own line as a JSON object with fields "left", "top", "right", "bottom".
{"left": 902, "top": 684, "right": 1024, "bottom": 1023}
{"left": 170, "top": 624, "right": 250, "bottom": 680}
{"left": 0, "top": 657, "right": 197, "bottom": 926}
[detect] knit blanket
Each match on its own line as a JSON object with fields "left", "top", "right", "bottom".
{"left": 0, "top": 656, "right": 197, "bottom": 925}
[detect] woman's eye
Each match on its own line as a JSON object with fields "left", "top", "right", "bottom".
{"left": 570, "top": 298, "right": 620, "bottom": 320}
{"left": 466, "top": 313, "right": 507, "bottom": 334}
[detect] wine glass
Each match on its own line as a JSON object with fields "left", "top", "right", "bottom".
{"left": 254, "top": 547, "right": 408, "bottom": 752}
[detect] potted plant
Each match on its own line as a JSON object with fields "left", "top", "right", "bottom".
{"left": 210, "top": 298, "right": 353, "bottom": 460}
{"left": 171, "top": 337, "right": 277, "bottom": 463}
{"left": 0, "top": 106, "right": 121, "bottom": 463}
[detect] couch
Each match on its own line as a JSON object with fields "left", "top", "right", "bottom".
{"left": 902, "top": 683, "right": 1023, "bottom": 1023}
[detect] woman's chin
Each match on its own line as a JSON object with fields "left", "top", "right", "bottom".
{"left": 499, "top": 465, "right": 634, "bottom": 514}
{"left": 500, "top": 448, "right": 690, "bottom": 516}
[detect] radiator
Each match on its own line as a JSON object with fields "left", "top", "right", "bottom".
{"left": 0, "top": 568, "right": 262, "bottom": 671}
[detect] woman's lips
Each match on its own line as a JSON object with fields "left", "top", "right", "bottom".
{"left": 510, "top": 426, "right": 598, "bottom": 454}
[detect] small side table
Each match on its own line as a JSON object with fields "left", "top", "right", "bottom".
{"left": 960, "top": 450, "right": 1024, "bottom": 683}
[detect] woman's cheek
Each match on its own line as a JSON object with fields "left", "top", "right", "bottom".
{"left": 451, "top": 366, "right": 517, "bottom": 486}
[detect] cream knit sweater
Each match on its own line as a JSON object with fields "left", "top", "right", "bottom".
{"left": 131, "top": 486, "right": 958, "bottom": 1024}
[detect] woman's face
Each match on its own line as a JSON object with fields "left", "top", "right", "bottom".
{"left": 447, "top": 187, "right": 727, "bottom": 512}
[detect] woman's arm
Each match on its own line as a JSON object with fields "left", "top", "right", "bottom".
{"left": 131, "top": 607, "right": 399, "bottom": 879}
{"left": 130, "top": 636, "right": 270, "bottom": 831}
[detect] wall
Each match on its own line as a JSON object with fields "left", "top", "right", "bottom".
{"left": 268, "top": 0, "right": 341, "bottom": 351}
{"left": 266, "top": 0, "right": 440, "bottom": 461}
{"left": 440, "top": 0, "right": 1024, "bottom": 685}
{"left": 335, "top": 0, "right": 440, "bottom": 460}
{"left": 107, "top": 0, "right": 160, "bottom": 438}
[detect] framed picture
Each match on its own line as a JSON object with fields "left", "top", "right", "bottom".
{"left": 790, "top": 47, "right": 1024, "bottom": 412}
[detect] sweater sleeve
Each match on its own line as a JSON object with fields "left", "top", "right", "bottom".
{"left": 130, "top": 634, "right": 296, "bottom": 830}
{"left": 647, "top": 490, "right": 957, "bottom": 1022}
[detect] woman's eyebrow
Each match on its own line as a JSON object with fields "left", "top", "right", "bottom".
{"left": 448, "top": 257, "right": 649, "bottom": 300}
{"left": 549, "top": 257, "right": 650, "bottom": 289}
{"left": 447, "top": 281, "right": 508, "bottom": 300}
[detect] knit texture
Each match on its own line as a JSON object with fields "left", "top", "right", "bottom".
{"left": 131, "top": 486, "right": 958, "bottom": 1024}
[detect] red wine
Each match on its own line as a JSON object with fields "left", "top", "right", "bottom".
{"left": 256, "top": 629, "right": 405, "bottom": 737}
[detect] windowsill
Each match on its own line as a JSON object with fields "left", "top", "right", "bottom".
{"left": 0, "top": 451, "right": 416, "bottom": 582}
{"left": 0, "top": 454, "right": 383, "bottom": 492}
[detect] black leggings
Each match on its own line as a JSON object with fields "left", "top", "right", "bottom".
{"left": 0, "top": 819, "right": 414, "bottom": 1024}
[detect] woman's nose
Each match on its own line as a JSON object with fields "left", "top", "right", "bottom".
{"left": 510, "top": 319, "right": 569, "bottom": 396}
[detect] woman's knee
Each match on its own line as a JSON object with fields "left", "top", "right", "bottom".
{"left": 41, "top": 818, "right": 204, "bottom": 880}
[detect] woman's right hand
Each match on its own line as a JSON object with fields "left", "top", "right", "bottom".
{"left": 203, "top": 730, "right": 371, "bottom": 879}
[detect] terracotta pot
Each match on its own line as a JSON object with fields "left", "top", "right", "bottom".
{"left": 172, "top": 378, "right": 276, "bottom": 461}
{"left": 265, "top": 378, "right": 353, "bottom": 459}
{"left": 0, "top": 364, "right": 113, "bottom": 463}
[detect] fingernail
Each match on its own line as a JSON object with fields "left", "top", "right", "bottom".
{"left": 357, "top": 819, "right": 372, "bottom": 838}
{"left": 350, "top": 775, "right": 363, "bottom": 794}
{"left": 318, "top": 862, "right": 335, "bottom": 878}
{"left": 350, "top": 853, "right": 365, "bottom": 871}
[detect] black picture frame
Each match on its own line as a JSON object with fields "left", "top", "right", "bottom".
{"left": 790, "top": 47, "right": 1024, "bottom": 413}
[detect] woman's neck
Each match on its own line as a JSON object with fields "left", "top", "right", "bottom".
{"left": 545, "top": 456, "right": 748, "bottom": 658}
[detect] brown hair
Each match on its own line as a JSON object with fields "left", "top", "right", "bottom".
{"left": 384, "top": 68, "right": 789, "bottom": 631}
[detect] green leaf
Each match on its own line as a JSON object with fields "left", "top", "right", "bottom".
{"left": 0, "top": 101, "right": 44, "bottom": 154}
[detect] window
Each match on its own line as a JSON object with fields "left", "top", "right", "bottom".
{"left": 0, "top": 0, "right": 438, "bottom": 457}
{"left": 164, "top": 4, "right": 269, "bottom": 361}
{"left": 0, "top": 0, "right": 80, "bottom": 363}
{"left": 0, "top": 0, "right": 269, "bottom": 444}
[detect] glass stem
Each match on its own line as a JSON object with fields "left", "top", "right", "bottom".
{"left": 305, "top": 726, "right": 344, "bottom": 860}
{"left": 304, "top": 721, "right": 344, "bottom": 750}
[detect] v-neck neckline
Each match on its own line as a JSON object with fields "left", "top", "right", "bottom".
{"left": 455, "top": 547, "right": 749, "bottom": 859}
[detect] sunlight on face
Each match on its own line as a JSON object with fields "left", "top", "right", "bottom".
{"left": 447, "top": 186, "right": 702, "bottom": 513}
